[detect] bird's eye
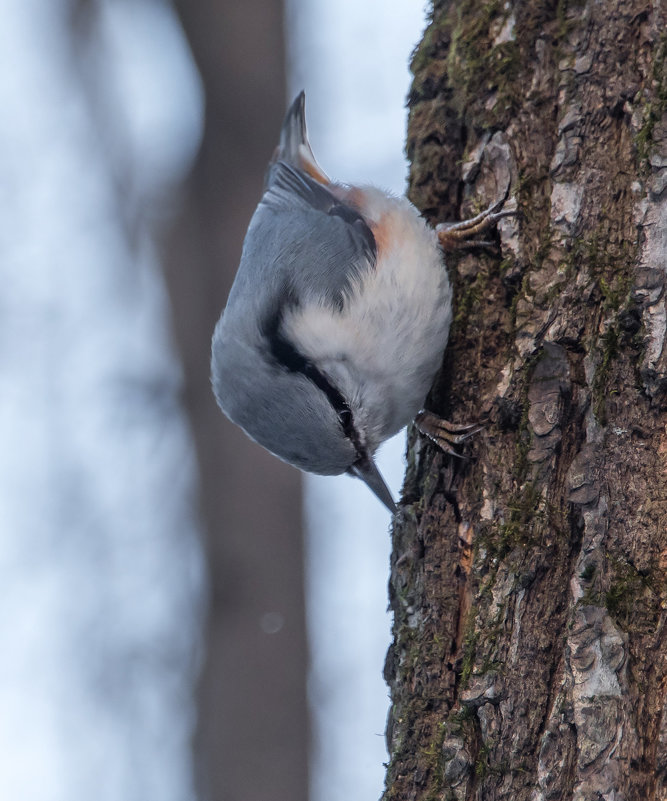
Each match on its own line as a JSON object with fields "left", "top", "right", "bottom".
{"left": 338, "top": 409, "right": 352, "bottom": 428}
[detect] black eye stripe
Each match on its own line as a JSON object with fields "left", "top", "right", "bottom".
{"left": 263, "top": 309, "right": 359, "bottom": 443}
{"left": 337, "top": 408, "right": 352, "bottom": 425}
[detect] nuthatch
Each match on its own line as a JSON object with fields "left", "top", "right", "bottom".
{"left": 211, "top": 93, "right": 512, "bottom": 512}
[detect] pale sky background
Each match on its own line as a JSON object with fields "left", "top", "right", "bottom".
{"left": 0, "top": 0, "right": 427, "bottom": 799}
{"left": 0, "top": 1, "right": 204, "bottom": 799}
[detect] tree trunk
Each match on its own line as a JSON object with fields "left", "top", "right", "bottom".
{"left": 161, "top": 4, "right": 309, "bottom": 801}
{"left": 383, "top": 2, "right": 667, "bottom": 800}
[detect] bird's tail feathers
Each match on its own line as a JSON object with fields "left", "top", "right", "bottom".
{"left": 271, "top": 91, "right": 329, "bottom": 185}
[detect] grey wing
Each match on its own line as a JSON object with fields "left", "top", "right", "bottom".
{"left": 213, "top": 157, "right": 377, "bottom": 464}
{"left": 252, "top": 161, "right": 377, "bottom": 307}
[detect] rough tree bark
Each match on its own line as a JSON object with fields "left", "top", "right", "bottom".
{"left": 384, "top": 2, "right": 667, "bottom": 800}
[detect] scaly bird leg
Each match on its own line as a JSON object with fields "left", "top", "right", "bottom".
{"left": 436, "top": 197, "right": 516, "bottom": 252}
{"left": 418, "top": 198, "right": 512, "bottom": 453}
{"left": 414, "top": 410, "right": 483, "bottom": 458}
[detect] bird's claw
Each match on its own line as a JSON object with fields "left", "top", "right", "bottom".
{"left": 436, "top": 196, "right": 516, "bottom": 252}
{"left": 414, "top": 410, "right": 483, "bottom": 457}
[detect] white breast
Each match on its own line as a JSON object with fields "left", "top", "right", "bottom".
{"left": 283, "top": 187, "right": 452, "bottom": 452}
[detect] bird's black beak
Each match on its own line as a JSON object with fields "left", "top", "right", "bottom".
{"left": 348, "top": 456, "right": 396, "bottom": 513}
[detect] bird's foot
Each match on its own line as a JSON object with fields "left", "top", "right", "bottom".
{"left": 414, "top": 410, "right": 483, "bottom": 457}
{"left": 436, "top": 197, "right": 516, "bottom": 252}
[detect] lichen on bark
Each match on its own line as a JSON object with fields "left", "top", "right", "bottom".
{"left": 384, "top": 1, "right": 667, "bottom": 799}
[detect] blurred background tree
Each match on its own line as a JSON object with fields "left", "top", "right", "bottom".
{"left": 162, "top": 2, "right": 309, "bottom": 800}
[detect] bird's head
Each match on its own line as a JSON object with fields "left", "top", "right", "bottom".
{"left": 211, "top": 316, "right": 396, "bottom": 512}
